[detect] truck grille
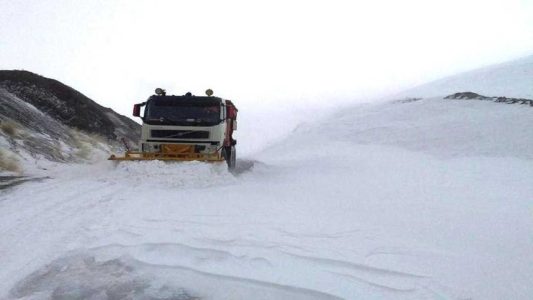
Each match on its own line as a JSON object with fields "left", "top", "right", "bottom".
{"left": 151, "top": 130, "right": 209, "bottom": 139}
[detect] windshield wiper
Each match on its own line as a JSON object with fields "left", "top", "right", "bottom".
{"left": 190, "top": 118, "right": 221, "bottom": 124}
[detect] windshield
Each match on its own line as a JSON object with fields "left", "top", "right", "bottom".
{"left": 144, "top": 97, "right": 222, "bottom": 126}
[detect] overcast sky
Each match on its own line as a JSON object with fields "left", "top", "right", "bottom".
{"left": 1, "top": 0, "right": 533, "bottom": 117}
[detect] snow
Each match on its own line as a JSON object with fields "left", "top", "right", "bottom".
{"left": 1, "top": 94, "right": 532, "bottom": 299}
{"left": 397, "top": 54, "right": 533, "bottom": 99}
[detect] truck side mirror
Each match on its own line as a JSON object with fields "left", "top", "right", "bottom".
{"left": 133, "top": 104, "right": 141, "bottom": 117}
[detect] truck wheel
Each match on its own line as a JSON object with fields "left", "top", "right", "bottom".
{"left": 223, "top": 146, "right": 236, "bottom": 170}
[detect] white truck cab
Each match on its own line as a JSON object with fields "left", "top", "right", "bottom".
{"left": 125, "top": 88, "right": 238, "bottom": 169}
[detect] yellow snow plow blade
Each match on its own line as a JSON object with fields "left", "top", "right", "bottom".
{"left": 108, "top": 144, "right": 224, "bottom": 162}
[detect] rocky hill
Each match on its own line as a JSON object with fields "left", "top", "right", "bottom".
{"left": 0, "top": 70, "right": 140, "bottom": 174}
{"left": 0, "top": 70, "right": 139, "bottom": 141}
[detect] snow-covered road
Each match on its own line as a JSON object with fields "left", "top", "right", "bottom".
{"left": 1, "top": 98, "right": 532, "bottom": 299}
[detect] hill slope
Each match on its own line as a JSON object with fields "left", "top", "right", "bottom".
{"left": 397, "top": 54, "right": 533, "bottom": 99}
{"left": 0, "top": 70, "right": 140, "bottom": 142}
{"left": 0, "top": 70, "right": 140, "bottom": 174}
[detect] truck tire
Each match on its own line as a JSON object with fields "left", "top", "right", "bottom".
{"left": 223, "top": 146, "right": 236, "bottom": 170}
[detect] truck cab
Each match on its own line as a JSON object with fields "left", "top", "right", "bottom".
{"left": 129, "top": 89, "right": 238, "bottom": 169}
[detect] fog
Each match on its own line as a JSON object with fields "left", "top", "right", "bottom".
{"left": 1, "top": 0, "right": 532, "bottom": 151}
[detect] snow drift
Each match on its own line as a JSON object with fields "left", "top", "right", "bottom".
{"left": 1, "top": 95, "right": 532, "bottom": 300}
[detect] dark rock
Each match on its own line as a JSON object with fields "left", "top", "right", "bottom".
{"left": 444, "top": 92, "right": 490, "bottom": 100}
{"left": 444, "top": 91, "right": 533, "bottom": 107}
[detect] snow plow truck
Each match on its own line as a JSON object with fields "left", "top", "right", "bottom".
{"left": 109, "top": 88, "right": 238, "bottom": 169}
